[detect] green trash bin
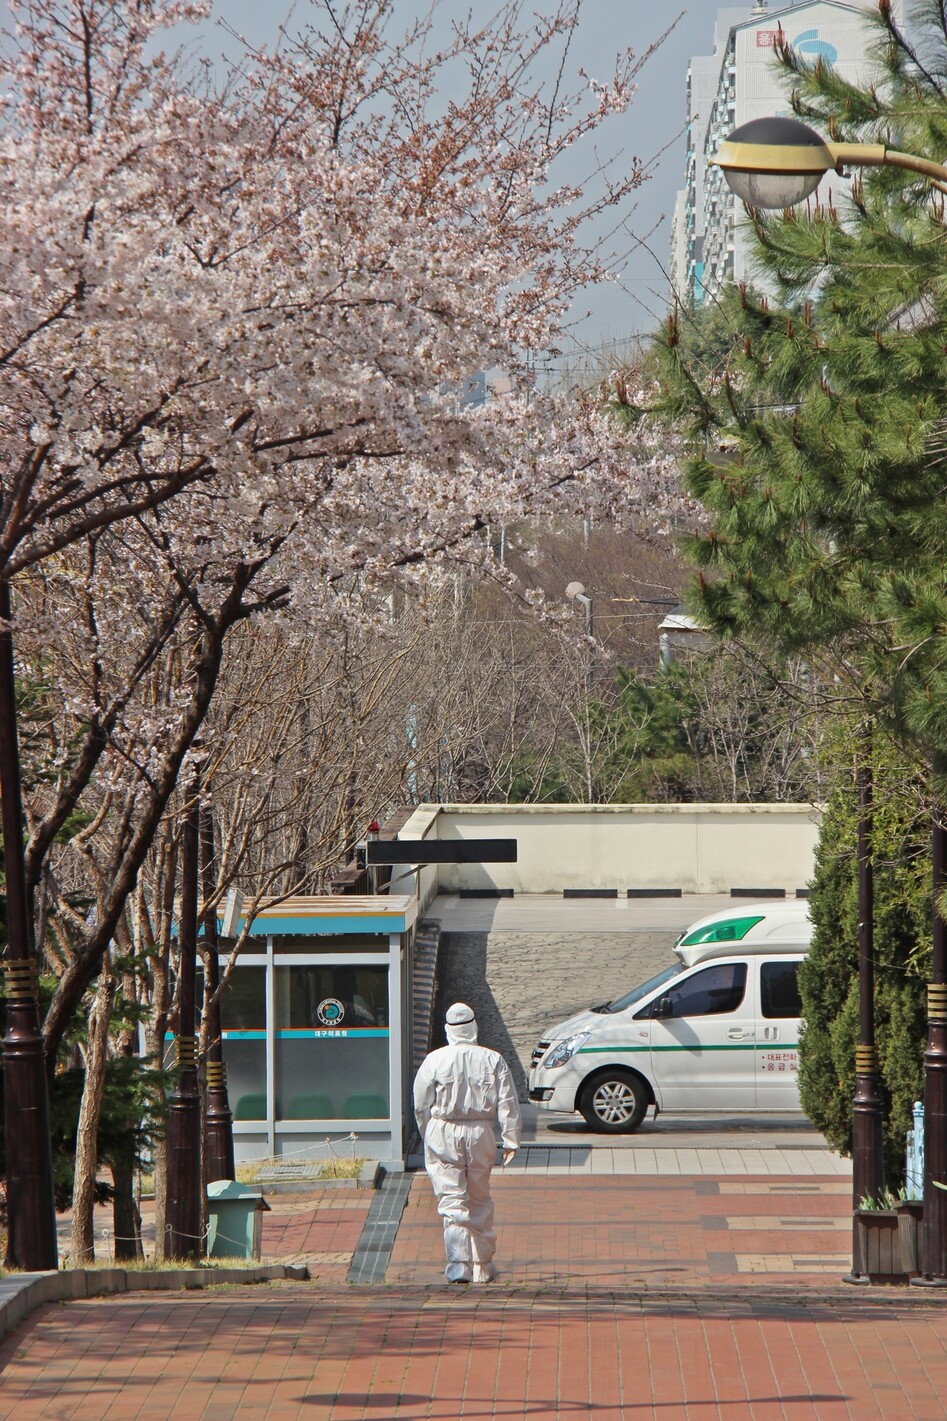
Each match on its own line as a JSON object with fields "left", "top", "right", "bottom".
{"left": 206, "top": 1180, "right": 271, "bottom": 1260}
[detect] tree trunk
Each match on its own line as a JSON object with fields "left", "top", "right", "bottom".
{"left": 70, "top": 955, "right": 115, "bottom": 1265}
{"left": 42, "top": 570, "right": 267, "bottom": 1068}
{"left": 110, "top": 1159, "right": 143, "bottom": 1261}
{"left": 152, "top": 1136, "right": 168, "bottom": 1262}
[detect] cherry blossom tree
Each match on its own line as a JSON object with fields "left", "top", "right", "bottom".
{"left": 2, "top": 0, "right": 686, "bottom": 1252}
{"left": 1, "top": 0, "right": 681, "bottom": 582}
{"left": 5, "top": 0, "right": 682, "bottom": 987}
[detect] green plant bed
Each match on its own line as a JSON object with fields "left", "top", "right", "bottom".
{"left": 236, "top": 1157, "right": 366, "bottom": 1184}
{"left": 316, "top": 1157, "right": 365, "bottom": 1180}
{"left": 64, "top": 1255, "right": 262, "bottom": 1271}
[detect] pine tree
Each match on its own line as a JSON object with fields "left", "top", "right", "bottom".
{"left": 647, "top": 1, "right": 947, "bottom": 1163}
{"left": 651, "top": 2, "right": 947, "bottom": 757}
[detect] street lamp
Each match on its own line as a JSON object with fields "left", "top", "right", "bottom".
{"left": 0, "top": 576, "right": 58, "bottom": 1271}
{"left": 566, "top": 582, "right": 595, "bottom": 802}
{"left": 713, "top": 115, "right": 947, "bottom": 209}
{"left": 565, "top": 581, "right": 593, "bottom": 636}
{"left": 845, "top": 748, "right": 885, "bottom": 1285}
{"left": 201, "top": 808, "right": 235, "bottom": 1187}
{"left": 712, "top": 113, "right": 947, "bottom": 1285}
{"left": 165, "top": 775, "right": 203, "bottom": 1260}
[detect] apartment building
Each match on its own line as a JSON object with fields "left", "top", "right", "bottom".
{"left": 671, "top": 0, "right": 903, "bottom": 307}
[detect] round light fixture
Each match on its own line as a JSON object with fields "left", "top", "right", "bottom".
{"left": 715, "top": 116, "right": 833, "bottom": 208}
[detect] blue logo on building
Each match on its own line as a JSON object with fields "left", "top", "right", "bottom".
{"left": 793, "top": 29, "right": 838, "bottom": 65}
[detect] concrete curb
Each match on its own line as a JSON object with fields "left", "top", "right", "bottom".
{"left": 0, "top": 1262, "right": 309, "bottom": 1344}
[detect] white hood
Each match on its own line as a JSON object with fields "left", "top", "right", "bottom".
{"left": 445, "top": 1018, "right": 478, "bottom": 1045}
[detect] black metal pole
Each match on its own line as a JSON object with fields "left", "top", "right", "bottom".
{"left": 847, "top": 750, "right": 885, "bottom": 1282}
{"left": 200, "top": 808, "right": 234, "bottom": 1184}
{"left": 165, "top": 781, "right": 203, "bottom": 1260}
{"left": 0, "top": 576, "right": 58, "bottom": 1271}
{"left": 917, "top": 778, "right": 947, "bottom": 1285}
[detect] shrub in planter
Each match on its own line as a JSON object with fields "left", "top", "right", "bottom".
{"left": 852, "top": 1191, "right": 922, "bottom": 1282}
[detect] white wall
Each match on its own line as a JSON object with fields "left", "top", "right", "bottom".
{"left": 395, "top": 803, "right": 820, "bottom": 897}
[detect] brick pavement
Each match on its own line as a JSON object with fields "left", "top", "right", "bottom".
{"left": 389, "top": 1173, "right": 855, "bottom": 1289}
{"left": 1, "top": 1281, "right": 946, "bottom": 1419}
{"left": 261, "top": 1191, "right": 374, "bottom": 1284}
{"left": 4, "top": 1168, "right": 947, "bottom": 1418}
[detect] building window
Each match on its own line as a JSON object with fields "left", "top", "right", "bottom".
{"left": 220, "top": 965, "right": 267, "bottom": 1121}
{"left": 219, "top": 959, "right": 393, "bottom": 1124}
{"left": 273, "top": 964, "right": 390, "bottom": 1120}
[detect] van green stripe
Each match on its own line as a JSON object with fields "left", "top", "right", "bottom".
{"left": 577, "top": 1043, "right": 798, "bottom": 1054}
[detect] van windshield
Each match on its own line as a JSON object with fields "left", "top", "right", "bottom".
{"left": 593, "top": 963, "right": 685, "bottom": 1014}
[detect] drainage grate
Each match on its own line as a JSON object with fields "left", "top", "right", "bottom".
{"left": 347, "top": 1170, "right": 413, "bottom": 1284}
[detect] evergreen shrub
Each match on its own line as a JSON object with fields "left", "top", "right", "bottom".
{"left": 800, "top": 739, "right": 929, "bottom": 1185}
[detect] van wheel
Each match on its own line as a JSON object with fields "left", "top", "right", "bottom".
{"left": 579, "top": 1072, "right": 648, "bottom": 1133}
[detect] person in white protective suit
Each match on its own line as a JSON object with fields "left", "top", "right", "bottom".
{"left": 413, "top": 1002, "right": 522, "bottom": 1284}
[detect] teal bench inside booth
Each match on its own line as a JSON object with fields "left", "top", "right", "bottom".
{"left": 284, "top": 1094, "right": 334, "bottom": 1119}
{"left": 342, "top": 1093, "right": 388, "bottom": 1119}
{"left": 233, "top": 1093, "right": 266, "bottom": 1121}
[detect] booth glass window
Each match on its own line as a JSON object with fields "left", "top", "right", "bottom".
{"left": 271, "top": 934, "right": 387, "bottom": 953}
{"left": 220, "top": 965, "right": 267, "bottom": 1121}
{"left": 274, "top": 964, "right": 389, "bottom": 1120}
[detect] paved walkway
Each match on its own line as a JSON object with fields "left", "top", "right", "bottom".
{"left": 4, "top": 1280, "right": 947, "bottom": 1421}
{"left": 500, "top": 1144, "right": 850, "bottom": 1176}
{"left": 4, "top": 1158, "right": 947, "bottom": 1419}
{"left": 388, "top": 1172, "right": 856, "bottom": 1288}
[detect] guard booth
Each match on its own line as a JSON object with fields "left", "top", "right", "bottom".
{"left": 217, "top": 895, "right": 418, "bottom": 1167}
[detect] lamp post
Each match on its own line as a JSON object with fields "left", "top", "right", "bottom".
{"left": 918, "top": 773, "right": 947, "bottom": 1285}
{"left": 846, "top": 750, "right": 885, "bottom": 1283}
{"left": 712, "top": 115, "right": 947, "bottom": 210}
{"left": 366, "top": 818, "right": 380, "bottom": 895}
{"left": 566, "top": 582, "right": 595, "bottom": 801}
{"left": 713, "top": 114, "right": 947, "bottom": 1283}
{"left": 165, "top": 777, "right": 203, "bottom": 1260}
{"left": 0, "top": 576, "right": 58, "bottom": 1271}
{"left": 201, "top": 808, "right": 234, "bottom": 1186}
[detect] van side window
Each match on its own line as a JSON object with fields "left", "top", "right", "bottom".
{"left": 652, "top": 962, "right": 747, "bottom": 1018}
{"left": 760, "top": 960, "right": 803, "bottom": 1019}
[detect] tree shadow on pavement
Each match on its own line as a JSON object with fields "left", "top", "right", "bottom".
{"left": 432, "top": 931, "right": 528, "bottom": 1098}
{"left": 298, "top": 1396, "right": 847, "bottom": 1414}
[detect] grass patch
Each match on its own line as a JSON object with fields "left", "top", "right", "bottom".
{"left": 316, "top": 1157, "right": 365, "bottom": 1180}
{"left": 235, "top": 1156, "right": 366, "bottom": 1183}
{"left": 65, "top": 1255, "right": 261, "bottom": 1271}
{"left": 2, "top": 1257, "right": 244, "bottom": 1273}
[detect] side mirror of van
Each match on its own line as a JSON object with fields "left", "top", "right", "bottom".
{"left": 652, "top": 996, "right": 674, "bottom": 1020}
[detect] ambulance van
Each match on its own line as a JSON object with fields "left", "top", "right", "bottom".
{"left": 527, "top": 899, "right": 813, "bottom": 1132}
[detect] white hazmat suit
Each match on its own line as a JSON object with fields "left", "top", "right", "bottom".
{"left": 413, "top": 1003, "right": 522, "bottom": 1283}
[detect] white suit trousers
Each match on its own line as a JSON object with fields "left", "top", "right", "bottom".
{"left": 423, "top": 1118, "right": 498, "bottom": 1282}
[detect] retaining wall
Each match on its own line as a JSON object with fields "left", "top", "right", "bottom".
{"left": 388, "top": 802, "right": 820, "bottom": 907}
